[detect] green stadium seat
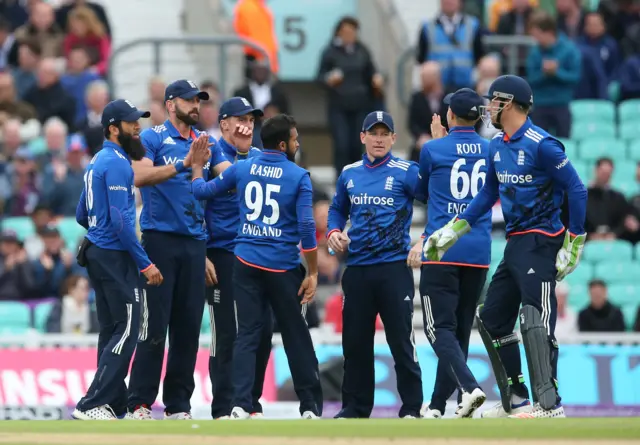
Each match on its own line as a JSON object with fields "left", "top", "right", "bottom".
{"left": 594, "top": 261, "right": 640, "bottom": 285}
{"left": 579, "top": 139, "right": 627, "bottom": 163}
{"left": 571, "top": 160, "right": 591, "bottom": 184}
{"left": 584, "top": 240, "right": 634, "bottom": 264}
{"left": 201, "top": 307, "right": 211, "bottom": 334}
{"left": 0, "top": 301, "right": 30, "bottom": 334}
{"left": 488, "top": 262, "right": 499, "bottom": 281}
{"left": 558, "top": 138, "right": 579, "bottom": 161}
{"left": 619, "top": 99, "right": 640, "bottom": 124}
{"left": 620, "top": 121, "right": 640, "bottom": 141}
{"left": 34, "top": 302, "right": 54, "bottom": 332}
{"left": 491, "top": 239, "right": 507, "bottom": 263}
{"left": 607, "top": 284, "right": 640, "bottom": 306}
{"left": 564, "top": 262, "right": 593, "bottom": 287}
{"left": 612, "top": 161, "right": 636, "bottom": 181}
{"left": 571, "top": 122, "right": 616, "bottom": 141}
{"left": 570, "top": 100, "right": 615, "bottom": 122}
{"left": 621, "top": 304, "right": 638, "bottom": 331}
{"left": 55, "top": 217, "right": 87, "bottom": 250}
{"left": 1, "top": 217, "right": 35, "bottom": 240}
{"left": 613, "top": 180, "right": 639, "bottom": 198}
{"left": 608, "top": 81, "right": 620, "bottom": 103}
{"left": 567, "top": 283, "right": 588, "bottom": 310}
{"left": 627, "top": 140, "right": 640, "bottom": 162}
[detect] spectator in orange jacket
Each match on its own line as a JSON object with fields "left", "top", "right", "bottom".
{"left": 233, "top": 0, "right": 279, "bottom": 78}
{"left": 489, "top": 0, "right": 539, "bottom": 32}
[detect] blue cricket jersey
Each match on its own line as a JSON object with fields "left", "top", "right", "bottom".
{"left": 75, "top": 141, "right": 152, "bottom": 272}
{"left": 327, "top": 154, "right": 424, "bottom": 267}
{"left": 205, "top": 138, "right": 261, "bottom": 251}
{"left": 192, "top": 150, "right": 317, "bottom": 271}
{"left": 461, "top": 119, "right": 587, "bottom": 236}
{"left": 420, "top": 126, "right": 492, "bottom": 266}
{"left": 139, "top": 120, "right": 227, "bottom": 240}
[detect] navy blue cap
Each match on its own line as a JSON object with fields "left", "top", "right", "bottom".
{"left": 165, "top": 79, "right": 210, "bottom": 102}
{"left": 101, "top": 99, "right": 150, "bottom": 128}
{"left": 218, "top": 96, "right": 264, "bottom": 122}
{"left": 485, "top": 75, "right": 533, "bottom": 107}
{"left": 362, "top": 111, "right": 394, "bottom": 132}
{"left": 444, "top": 88, "right": 484, "bottom": 120}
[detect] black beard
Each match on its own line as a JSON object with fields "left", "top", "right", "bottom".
{"left": 176, "top": 107, "right": 199, "bottom": 126}
{"left": 118, "top": 132, "right": 146, "bottom": 160}
{"left": 286, "top": 148, "right": 296, "bottom": 162}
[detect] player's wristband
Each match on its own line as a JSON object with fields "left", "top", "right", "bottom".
{"left": 174, "top": 160, "right": 187, "bottom": 173}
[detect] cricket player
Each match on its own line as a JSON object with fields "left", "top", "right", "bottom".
{"left": 73, "top": 100, "right": 163, "bottom": 420}
{"left": 409, "top": 88, "right": 491, "bottom": 419}
{"left": 327, "top": 111, "right": 424, "bottom": 419}
{"left": 127, "top": 80, "right": 230, "bottom": 420}
{"left": 425, "top": 75, "right": 587, "bottom": 419}
{"left": 191, "top": 114, "right": 323, "bottom": 420}
{"left": 204, "top": 97, "right": 273, "bottom": 419}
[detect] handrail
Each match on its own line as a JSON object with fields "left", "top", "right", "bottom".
{"left": 396, "top": 34, "right": 537, "bottom": 107}
{"left": 106, "top": 36, "right": 271, "bottom": 97}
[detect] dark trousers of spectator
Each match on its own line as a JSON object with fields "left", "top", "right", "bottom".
{"left": 530, "top": 105, "right": 572, "bottom": 138}
{"left": 328, "top": 107, "right": 367, "bottom": 176}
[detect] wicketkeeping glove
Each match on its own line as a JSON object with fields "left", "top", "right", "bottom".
{"left": 423, "top": 217, "right": 471, "bottom": 261}
{"left": 555, "top": 231, "right": 586, "bottom": 281}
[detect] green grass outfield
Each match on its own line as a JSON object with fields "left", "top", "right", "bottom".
{"left": 0, "top": 418, "right": 639, "bottom": 440}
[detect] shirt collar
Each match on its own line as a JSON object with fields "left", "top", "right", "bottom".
{"left": 218, "top": 137, "right": 237, "bottom": 156}
{"left": 504, "top": 118, "right": 532, "bottom": 142}
{"left": 164, "top": 119, "right": 196, "bottom": 140}
{"left": 449, "top": 126, "right": 476, "bottom": 133}
{"left": 262, "top": 149, "right": 286, "bottom": 158}
{"left": 103, "top": 140, "right": 131, "bottom": 163}
{"left": 362, "top": 153, "right": 391, "bottom": 168}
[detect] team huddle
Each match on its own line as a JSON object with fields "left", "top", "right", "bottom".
{"left": 71, "top": 74, "right": 587, "bottom": 421}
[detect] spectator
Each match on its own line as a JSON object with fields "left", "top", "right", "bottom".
{"left": 195, "top": 100, "right": 220, "bottom": 140}
{"left": 76, "top": 79, "right": 108, "bottom": 155}
{"left": 263, "top": 102, "right": 281, "bottom": 120}
{"left": 34, "top": 117, "right": 68, "bottom": 171}
{"left": 407, "top": 62, "right": 448, "bottom": 162}
{"left": 475, "top": 56, "right": 502, "bottom": 139}
{"left": 56, "top": 0, "right": 111, "bottom": 39}
{"left": 585, "top": 158, "right": 637, "bottom": 241}
{"left": 598, "top": 0, "right": 640, "bottom": 46}
{"left": 416, "top": 0, "right": 485, "bottom": 90}
{"left": 318, "top": 16, "right": 382, "bottom": 175}
{"left": 0, "top": 229, "right": 35, "bottom": 301}
{"left": 554, "top": 281, "right": 578, "bottom": 337}
{"left": 496, "top": 0, "right": 534, "bottom": 77}
{"left": 0, "top": 16, "right": 18, "bottom": 71}
{"left": 527, "top": 11, "right": 581, "bottom": 138}
{"left": 147, "top": 76, "right": 165, "bottom": 105}
{"left": 0, "top": 119, "right": 25, "bottom": 208}
{"left": 619, "top": 54, "right": 640, "bottom": 101}
{"left": 14, "top": 1, "right": 64, "bottom": 59}
{"left": 63, "top": 6, "right": 110, "bottom": 77}
{"left": 148, "top": 100, "right": 166, "bottom": 128}
{"left": 31, "top": 225, "right": 78, "bottom": 298}
{"left": 200, "top": 80, "right": 221, "bottom": 106}
{"left": 233, "top": 0, "right": 279, "bottom": 77}
{"left": 61, "top": 45, "right": 100, "bottom": 125}
{"left": 488, "top": 0, "right": 538, "bottom": 33}
{"left": 11, "top": 39, "right": 41, "bottom": 99}
{"left": 23, "top": 204, "right": 54, "bottom": 261}
{"left": 4, "top": 147, "right": 39, "bottom": 217}
{"left": 24, "top": 58, "right": 76, "bottom": 131}
{"left": 0, "top": 0, "right": 31, "bottom": 31}
{"left": 314, "top": 200, "right": 340, "bottom": 285}
{"left": 556, "top": 0, "right": 587, "bottom": 40}
{"left": 42, "top": 134, "right": 86, "bottom": 217}
{"left": 45, "top": 274, "right": 98, "bottom": 334}
{"left": 578, "top": 279, "right": 626, "bottom": 332}
{"left": 0, "top": 72, "right": 37, "bottom": 123}
{"left": 579, "top": 11, "right": 620, "bottom": 82}
{"left": 573, "top": 43, "right": 608, "bottom": 100}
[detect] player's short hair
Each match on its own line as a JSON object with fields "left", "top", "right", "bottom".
{"left": 529, "top": 11, "right": 557, "bottom": 34}
{"left": 588, "top": 279, "right": 607, "bottom": 289}
{"left": 261, "top": 114, "right": 297, "bottom": 150}
{"left": 595, "top": 157, "right": 613, "bottom": 168}
{"left": 104, "top": 121, "right": 122, "bottom": 140}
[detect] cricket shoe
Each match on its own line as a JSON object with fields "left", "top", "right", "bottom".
{"left": 216, "top": 415, "right": 231, "bottom": 420}
{"left": 455, "top": 388, "right": 486, "bottom": 418}
{"left": 301, "top": 411, "right": 320, "bottom": 419}
{"left": 129, "top": 405, "right": 154, "bottom": 420}
{"left": 164, "top": 412, "right": 192, "bottom": 420}
{"left": 421, "top": 408, "right": 442, "bottom": 419}
{"left": 481, "top": 399, "right": 532, "bottom": 418}
{"left": 509, "top": 403, "right": 565, "bottom": 419}
{"left": 401, "top": 415, "right": 418, "bottom": 419}
{"left": 250, "top": 412, "right": 264, "bottom": 419}
{"left": 230, "top": 407, "right": 251, "bottom": 420}
{"left": 72, "top": 405, "right": 117, "bottom": 420}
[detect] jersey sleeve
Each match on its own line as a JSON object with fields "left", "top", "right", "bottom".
{"left": 192, "top": 163, "right": 238, "bottom": 200}
{"left": 539, "top": 138, "right": 587, "bottom": 235}
{"left": 417, "top": 142, "right": 433, "bottom": 199}
{"left": 460, "top": 144, "right": 500, "bottom": 225}
{"left": 76, "top": 188, "right": 89, "bottom": 229}
{"left": 140, "top": 128, "right": 158, "bottom": 162}
{"left": 327, "top": 171, "right": 351, "bottom": 237}
{"left": 403, "top": 162, "right": 426, "bottom": 203}
{"left": 296, "top": 173, "right": 317, "bottom": 251}
{"left": 209, "top": 135, "right": 229, "bottom": 167}
{"left": 104, "top": 163, "right": 152, "bottom": 271}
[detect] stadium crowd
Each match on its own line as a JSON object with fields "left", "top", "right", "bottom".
{"left": 0, "top": 0, "right": 639, "bottom": 334}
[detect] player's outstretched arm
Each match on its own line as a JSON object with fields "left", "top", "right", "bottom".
{"left": 132, "top": 130, "right": 186, "bottom": 187}
{"left": 76, "top": 189, "right": 89, "bottom": 229}
{"left": 191, "top": 163, "right": 238, "bottom": 200}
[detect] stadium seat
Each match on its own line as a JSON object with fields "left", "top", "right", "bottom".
{"left": 594, "top": 261, "right": 640, "bottom": 285}
{"left": 571, "top": 160, "right": 591, "bottom": 183}
{"left": 558, "top": 138, "right": 578, "bottom": 161}
{"left": 1, "top": 217, "right": 35, "bottom": 240}
{"left": 621, "top": 303, "right": 638, "bottom": 331}
{"left": 34, "top": 302, "right": 54, "bottom": 332}
{"left": 620, "top": 121, "right": 640, "bottom": 141}
{"left": 627, "top": 140, "right": 640, "bottom": 162}
{"left": 612, "top": 161, "right": 636, "bottom": 182}
{"left": 584, "top": 240, "right": 634, "bottom": 264}
{"left": 567, "top": 283, "right": 588, "bottom": 310}
{"left": 613, "top": 180, "right": 638, "bottom": 198}
{"left": 0, "top": 301, "right": 30, "bottom": 334}
{"left": 607, "top": 284, "right": 640, "bottom": 306}
{"left": 570, "top": 100, "right": 615, "bottom": 122}
{"left": 201, "top": 307, "right": 211, "bottom": 334}
{"left": 619, "top": 99, "right": 640, "bottom": 124}
{"left": 571, "top": 121, "right": 616, "bottom": 141}
{"left": 55, "top": 217, "right": 87, "bottom": 249}
{"left": 564, "top": 262, "right": 593, "bottom": 286}
{"left": 491, "top": 239, "right": 507, "bottom": 263}
{"left": 579, "top": 139, "right": 626, "bottom": 163}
